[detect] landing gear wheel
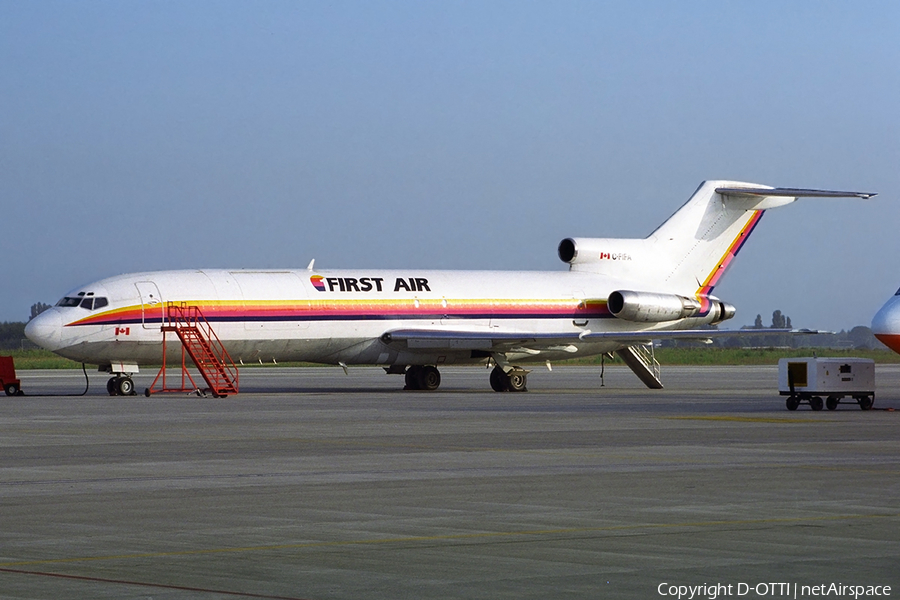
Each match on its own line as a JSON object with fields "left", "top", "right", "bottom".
{"left": 4, "top": 383, "right": 19, "bottom": 396}
{"left": 417, "top": 366, "right": 441, "bottom": 391}
{"left": 107, "top": 377, "right": 119, "bottom": 396}
{"left": 826, "top": 396, "right": 839, "bottom": 411}
{"left": 858, "top": 395, "right": 874, "bottom": 410}
{"left": 490, "top": 367, "right": 508, "bottom": 392}
{"left": 785, "top": 396, "right": 800, "bottom": 411}
{"left": 405, "top": 366, "right": 423, "bottom": 390}
{"left": 810, "top": 396, "right": 824, "bottom": 411}
{"left": 117, "top": 376, "right": 135, "bottom": 396}
{"left": 506, "top": 371, "right": 527, "bottom": 392}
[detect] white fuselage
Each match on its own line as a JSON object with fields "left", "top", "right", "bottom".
{"left": 25, "top": 267, "right": 716, "bottom": 369}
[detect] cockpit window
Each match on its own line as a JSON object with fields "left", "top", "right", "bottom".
{"left": 57, "top": 295, "right": 109, "bottom": 310}
{"left": 57, "top": 297, "right": 82, "bottom": 307}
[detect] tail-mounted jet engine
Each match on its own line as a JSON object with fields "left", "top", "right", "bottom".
{"left": 607, "top": 290, "right": 736, "bottom": 324}
{"left": 710, "top": 300, "right": 736, "bottom": 324}
{"left": 607, "top": 290, "right": 702, "bottom": 323}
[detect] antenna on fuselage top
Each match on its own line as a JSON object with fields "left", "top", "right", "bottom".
{"left": 307, "top": 259, "right": 315, "bottom": 271}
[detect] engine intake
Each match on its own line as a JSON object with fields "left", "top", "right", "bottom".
{"left": 608, "top": 290, "right": 702, "bottom": 323}
{"left": 558, "top": 238, "right": 578, "bottom": 263}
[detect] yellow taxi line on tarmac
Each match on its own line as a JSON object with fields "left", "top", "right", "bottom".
{"left": 2, "top": 512, "right": 897, "bottom": 568}
{"left": 664, "top": 416, "right": 826, "bottom": 424}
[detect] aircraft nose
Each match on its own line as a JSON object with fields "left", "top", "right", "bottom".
{"left": 25, "top": 309, "right": 63, "bottom": 351}
{"left": 871, "top": 296, "right": 900, "bottom": 353}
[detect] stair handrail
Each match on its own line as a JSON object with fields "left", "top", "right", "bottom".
{"left": 165, "top": 302, "right": 239, "bottom": 391}
{"left": 632, "top": 342, "right": 661, "bottom": 382}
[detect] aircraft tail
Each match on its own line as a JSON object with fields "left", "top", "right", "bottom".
{"left": 559, "top": 180, "right": 874, "bottom": 299}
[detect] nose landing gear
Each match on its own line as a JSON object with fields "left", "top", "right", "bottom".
{"left": 107, "top": 376, "right": 136, "bottom": 396}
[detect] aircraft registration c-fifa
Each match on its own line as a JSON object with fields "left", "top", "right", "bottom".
{"left": 25, "top": 180, "right": 875, "bottom": 396}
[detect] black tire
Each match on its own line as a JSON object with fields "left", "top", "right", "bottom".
{"left": 4, "top": 383, "right": 19, "bottom": 396}
{"left": 810, "top": 396, "right": 824, "bottom": 411}
{"left": 858, "top": 395, "right": 874, "bottom": 411}
{"left": 490, "top": 367, "right": 508, "bottom": 392}
{"left": 786, "top": 396, "right": 800, "bottom": 411}
{"left": 506, "top": 371, "right": 527, "bottom": 392}
{"left": 117, "top": 377, "right": 135, "bottom": 396}
{"left": 826, "top": 396, "right": 839, "bottom": 411}
{"left": 417, "top": 366, "right": 441, "bottom": 391}
{"left": 144, "top": 388, "right": 152, "bottom": 397}
{"left": 107, "top": 377, "right": 119, "bottom": 396}
{"left": 405, "top": 367, "right": 422, "bottom": 390}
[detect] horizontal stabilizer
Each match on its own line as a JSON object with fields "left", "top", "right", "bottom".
{"left": 715, "top": 187, "right": 876, "bottom": 200}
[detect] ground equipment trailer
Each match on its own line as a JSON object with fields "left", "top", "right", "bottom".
{"left": 778, "top": 357, "right": 875, "bottom": 411}
{"left": 0, "top": 356, "right": 22, "bottom": 396}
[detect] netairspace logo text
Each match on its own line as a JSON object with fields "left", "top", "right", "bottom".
{"left": 658, "top": 583, "right": 892, "bottom": 600}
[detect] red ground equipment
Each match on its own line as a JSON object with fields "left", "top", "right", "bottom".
{"left": 0, "top": 356, "right": 22, "bottom": 396}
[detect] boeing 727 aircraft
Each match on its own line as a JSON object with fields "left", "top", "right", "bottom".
{"left": 25, "top": 180, "right": 874, "bottom": 395}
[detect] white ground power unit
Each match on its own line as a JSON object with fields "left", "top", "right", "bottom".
{"left": 778, "top": 357, "right": 875, "bottom": 411}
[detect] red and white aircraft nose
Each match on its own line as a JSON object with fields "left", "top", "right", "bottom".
{"left": 872, "top": 292, "right": 900, "bottom": 353}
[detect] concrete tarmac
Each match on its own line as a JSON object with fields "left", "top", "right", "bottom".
{"left": 1, "top": 364, "right": 899, "bottom": 599}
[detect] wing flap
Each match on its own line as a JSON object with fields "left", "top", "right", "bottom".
{"left": 381, "top": 327, "right": 821, "bottom": 352}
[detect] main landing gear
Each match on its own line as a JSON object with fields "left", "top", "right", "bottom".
{"left": 397, "top": 363, "right": 529, "bottom": 392}
{"left": 107, "top": 375, "right": 136, "bottom": 396}
{"left": 490, "top": 366, "right": 528, "bottom": 392}
{"left": 404, "top": 365, "right": 442, "bottom": 391}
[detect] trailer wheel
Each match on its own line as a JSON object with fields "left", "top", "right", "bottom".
{"left": 858, "top": 395, "right": 874, "bottom": 411}
{"left": 810, "top": 396, "right": 824, "bottom": 411}
{"left": 786, "top": 396, "right": 800, "bottom": 411}
{"left": 826, "top": 396, "right": 839, "bottom": 411}
{"left": 4, "top": 383, "right": 19, "bottom": 396}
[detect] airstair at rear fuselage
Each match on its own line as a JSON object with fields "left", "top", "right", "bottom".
{"left": 146, "top": 303, "right": 239, "bottom": 398}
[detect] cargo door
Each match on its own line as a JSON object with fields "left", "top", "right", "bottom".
{"left": 135, "top": 281, "right": 163, "bottom": 330}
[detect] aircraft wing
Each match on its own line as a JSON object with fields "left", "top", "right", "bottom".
{"left": 381, "top": 327, "right": 815, "bottom": 351}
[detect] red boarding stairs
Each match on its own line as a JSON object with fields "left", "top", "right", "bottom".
{"left": 146, "top": 303, "right": 239, "bottom": 398}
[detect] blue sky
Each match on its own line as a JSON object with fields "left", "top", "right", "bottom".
{"left": 1, "top": 1, "right": 897, "bottom": 330}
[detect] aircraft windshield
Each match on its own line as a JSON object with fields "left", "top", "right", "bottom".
{"left": 56, "top": 293, "right": 109, "bottom": 310}
{"left": 56, "top": 297, "right": 82, "bottom": 307}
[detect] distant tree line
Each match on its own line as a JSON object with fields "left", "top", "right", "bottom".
{"left": 657, "top": 309, "right": 886, "bottom": 351}
{"left": 0, "top": 322, "right": 27, "bottom": 351}
{"left": 0, "top": 303, "right": 51, "bottom": 350}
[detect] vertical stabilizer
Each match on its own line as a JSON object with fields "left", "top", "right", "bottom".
{"left": 650, "top": 180, "right": 775, "bottom": 296}
{"left": 560, "top": 180, "right": 875, "bottom": 299}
